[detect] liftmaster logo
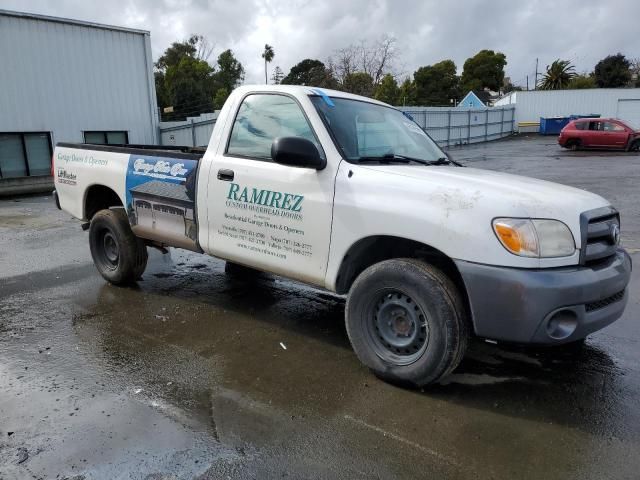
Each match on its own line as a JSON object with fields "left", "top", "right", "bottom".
{"left": 57, "top": 168, "right": 77, "bottom": 186}
{"left": 226, "top": 183, "right": 304, "bottom": 220}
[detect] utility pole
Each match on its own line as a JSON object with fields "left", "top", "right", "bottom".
{"left": 534, "top": 58, "right": 539, "bottom": 90}
{"left": 526, "top": 75, "right": 529, "bottom": 91}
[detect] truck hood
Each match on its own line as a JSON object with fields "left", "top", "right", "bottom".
{"left": 358, "top": 164, "right": 610, "bottom": 221}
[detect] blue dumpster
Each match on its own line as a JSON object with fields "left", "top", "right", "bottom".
{"left": 539, "top": 117, "right": 570, "bottom": 135}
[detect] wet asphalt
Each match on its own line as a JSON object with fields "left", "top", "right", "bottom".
{"left": 1, "top": 135, "right": 640, "bottom": 480}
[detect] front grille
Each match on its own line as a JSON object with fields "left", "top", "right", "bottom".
{"left": 580, "top": 207, "right": 620, "bottom": 266}
{"left": 585, "top": 290, "right": 625, "bottom": 312}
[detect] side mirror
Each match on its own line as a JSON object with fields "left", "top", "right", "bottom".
{"left": 271, "top": 137, "right": 326, "bottom": 170}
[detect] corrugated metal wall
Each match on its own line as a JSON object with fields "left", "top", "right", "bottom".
{"left": 159, "top": 107, "right": 515, "bottom": 148}
{"left": 159, "top": 113, "right": 219, "bottom": 147}
{"left": 402, "top": 106, "right": 515, "bottom": 146}
{"left": 0, "top": 10, "right": 158, "bottom": 145}
{"left": 495, "top": 89, "right": 640, "bottom": 128}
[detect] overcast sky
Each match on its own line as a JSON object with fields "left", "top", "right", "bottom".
{"left": 2, "top": 0, "right": 638, "bottom": 87}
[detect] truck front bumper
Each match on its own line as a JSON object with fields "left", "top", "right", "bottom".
{"left": 455, "top": 249, "right": 632, "bottom": 344}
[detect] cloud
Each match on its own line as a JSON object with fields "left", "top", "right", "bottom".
{"left": 1, "top": 0, "right": 638, "bottom": 86}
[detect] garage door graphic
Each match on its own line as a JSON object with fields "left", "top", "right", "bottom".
{"left": 125, "top": 155, "right": 198, "bottom": 251}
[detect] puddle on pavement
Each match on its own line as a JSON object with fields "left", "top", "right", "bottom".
{"left": 2, "top": 248, "right": 640, "bottom": 478}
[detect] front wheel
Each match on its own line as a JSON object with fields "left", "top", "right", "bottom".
{"left": 345, "top": 259, "right": 469, "bottom": 387}
{"left": 629, "top": 140, "right": 640, "bottom": 152}
{"left": 89, "top": 208, "right": 148, "bottom": 285}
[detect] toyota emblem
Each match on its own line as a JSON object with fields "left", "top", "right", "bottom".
{"left": 610, "top": 224, "right": 621, "bottom": 245}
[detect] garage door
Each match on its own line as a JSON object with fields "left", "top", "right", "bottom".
{"left": 616, "top": 99, "right": 640, "bottom": 129}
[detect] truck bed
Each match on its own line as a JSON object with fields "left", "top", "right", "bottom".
{"left": 54, "top": 142, "right": 205, "bottom": 252}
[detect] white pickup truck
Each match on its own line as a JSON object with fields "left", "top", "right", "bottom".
{"left": 53, "top": 85, "right": 632, "bottom": 386}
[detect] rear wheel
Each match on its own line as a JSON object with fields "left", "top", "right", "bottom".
{"left": 568, "top": 139, "right": 581, "bottom": 151}
{"left": 629, "top": 140, "right": 640, "bottom": 152}
{"left": 345, "top": 258, "right": 469, "bottom": 387}
{"left": 89, "top": 208, "right": 148, "bottom": 285}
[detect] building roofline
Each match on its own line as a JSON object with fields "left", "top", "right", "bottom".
{"left": 0, "top": 8, "right": 150, "bottom": 35}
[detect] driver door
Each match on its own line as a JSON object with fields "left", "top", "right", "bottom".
{"left": 207, "top": 93, "right": 336, "bottom": 286}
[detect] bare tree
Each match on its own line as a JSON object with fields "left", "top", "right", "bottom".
{"left": 630, "top": 58, "right": 640, "bottom": 85}
{"left": 329, "top": 35, "right": 398, "bottom": 87}
{"left": 192, "top": 34, "right": 214, "bottom": 63}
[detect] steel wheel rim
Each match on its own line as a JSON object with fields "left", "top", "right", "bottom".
{"left": 96, "top": 228, "right": 119, "bottom": 270}
{"left": 369, "top": 289, "right": 429, "bottom": 365}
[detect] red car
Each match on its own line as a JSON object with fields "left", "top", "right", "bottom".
{"left": 558, "top": 118, "right": 640, "bottom": 151}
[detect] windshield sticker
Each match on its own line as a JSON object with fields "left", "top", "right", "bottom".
{"left": 311, "top": 88, "right": 335, "bottom": 107}
{"left": 125, "top": 155, "right": 199, "bottom": 251}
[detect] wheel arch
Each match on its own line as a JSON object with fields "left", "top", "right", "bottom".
{"left": 84, "top": 184, "right": 125, "bottom": 221}
{"left": 334, "top": 235, "right": 470, "bottom": 312}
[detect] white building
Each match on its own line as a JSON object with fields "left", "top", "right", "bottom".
{"left": 495, "top": 89, "right": 640, "bottom": 131}
{"left": 0, "top": 9, "right": 158, "bottom": 195}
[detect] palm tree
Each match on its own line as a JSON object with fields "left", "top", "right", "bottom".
{"left": 261, "top": 44, "right": 275, "bottom": 84}
{"left": 539, "top": 59, "right": 576, "bottom": 90}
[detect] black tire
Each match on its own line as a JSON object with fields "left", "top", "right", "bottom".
{"left": 569, "top": 139, "right": 581, "bottom": 151}
{"left": 89, "top": 208, "right": 148, "bottom": 285}
{"left": 629, "top": 140, "right": 640, "bottom": 152}
{"left": 345, "top": 258, "right": 469, "bottom": 387}
{"left": 224, "top": 261, "right": 263, "bottom": 278}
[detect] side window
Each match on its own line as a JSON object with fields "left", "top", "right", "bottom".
{"left": 588, "top": 121, "right": 603, "bottom": 131}
{"left": 604, "top": 122, "right": 625, "bottom": 132}
{"left": 227, "top": 94, "right": 322, "bottom": 161}
{"left": 574, "top": 122, "right": 586, "bottom": 131}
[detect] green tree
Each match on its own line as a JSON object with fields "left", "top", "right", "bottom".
{"left": 271, "top": 66, "right": 284, "bottom": 84}
{"left": 539, "top": 59, "right": 576, "bottom": 90}
{"left": 460, "top": 50, "right": 507, "bottom": 92}
{"left": 594, "top": 53, "right": 631, "bottom": 88}
{"left": 156, "top": 35, "right": 199, "bottom": 71}
{"left": 282, "top": 59, "right": 336, "bottom": 87}
{"left": 397, "top": 78, "right": 417, "bottom": 106}
{"left": 567, "top": 73, "right": 596, "bottom": 89}
{"left": 213, "top": 87, "right": 229, "bottom": 109}
{"left": 163, "top": 56, "right": 216, "bottom": 119}
{"left": 215, "top": 49, "right": 245, "bottom": 92}
{"left": 342, "top": 72, "right": 374, "bottom": 97}
{"left": 261, "top": 44, "right": 275, "bottom": 84}
{"left": 413, "top": 59, "right": 460, "bottom": 105}
{"left": 155, "top": 36, "right": 244, "bottom": 120}
{"left": 374, "top": 74, "right": 399, "bottom": 104}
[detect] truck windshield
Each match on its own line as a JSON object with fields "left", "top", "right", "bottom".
{"left": 310, "top": 96, "right": 446, "bottom": 164}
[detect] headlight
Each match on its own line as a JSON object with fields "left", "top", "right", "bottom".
{"left": 493, "top": 218, "right": 575, "bottom": 258}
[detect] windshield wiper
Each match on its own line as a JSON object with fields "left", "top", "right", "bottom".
{"left": 355, "top": 153, "right": 452, "bottom": 166}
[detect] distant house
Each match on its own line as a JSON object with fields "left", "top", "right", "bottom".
{"left": 457, "top": 91, "right": 488, "bottom": 109}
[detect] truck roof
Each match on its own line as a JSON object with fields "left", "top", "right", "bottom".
{"left": 233, "top": 84, "right": 391, "bottom": 107}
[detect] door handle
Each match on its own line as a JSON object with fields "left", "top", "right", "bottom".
{"left": 217, "top": 169, "right": 234, "bottom": 181}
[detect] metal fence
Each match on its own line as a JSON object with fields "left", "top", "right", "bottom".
{"left": 159, "top": 112, "right": 218, "bottom": 147}
{"left": 401, "top": 105, "right": 516, "bottom": 147}
{"left": 158, "top": 106, "right": 516, "bottom": 148}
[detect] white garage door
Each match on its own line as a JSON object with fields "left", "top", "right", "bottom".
{"left": 616, "top": 99, "right": 640, "bottom": 129}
